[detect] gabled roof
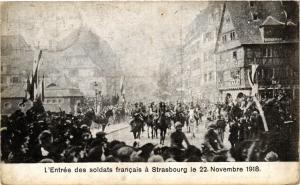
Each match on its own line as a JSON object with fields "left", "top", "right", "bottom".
{"left": 219, "top": 1, "right": 299, "bottom": 45}
{"left": 261, "top": 16, "right": 285, "bottom": 26}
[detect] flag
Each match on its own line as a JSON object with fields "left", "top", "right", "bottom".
{"left": 32, "top": 50, "right": 42, "bottom": 101}
{"left": 120, "top": 76, "right": 125, "bottom": 95}
{"left": 42, "top": 75, "right": 45, "bottom": 102}
{"left": 25, "top": 74, "right": 33, "bottom": 100}
{"left": 247, "top": 68, "right": 258, "bottom": 96}
{"left": 36, "top": 75, "right": 45, "bottom": 102}
{"left": 251, "top": 64, "right": 259, "bottom": 84}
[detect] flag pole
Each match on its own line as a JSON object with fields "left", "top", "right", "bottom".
{"left": 247, "top": 65, "right": 269, "bottom": 132}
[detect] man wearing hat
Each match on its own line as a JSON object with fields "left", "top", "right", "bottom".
{"left": 90, "top": 131, "right": 107, "bottom": 148}
{"left": 203, "top": 124, "right": 224, "bottom": 153}
{"left": 170, "top": 122, "right": 190, "bottom": 150}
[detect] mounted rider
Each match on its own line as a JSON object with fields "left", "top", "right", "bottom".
{"left": 175, "top": 102, "right": 185, "bottom": 125}
{"left": 130, "top": 103, "right": 144, "bottom": 132}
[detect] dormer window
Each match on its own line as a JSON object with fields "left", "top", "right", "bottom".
{"left": 259, "top": 16, "right": 290, "bottom": 42}
{"left": 252, "top": 12, "right": 259, "bottom": 21}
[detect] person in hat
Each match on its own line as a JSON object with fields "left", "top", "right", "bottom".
{"left": 90, "top": 131, "right": 108, "bottom": 148}
{"left": 203, "top": 123, "right": 224, "bottom": 153}
{"left": 129, "top": 103, "right": 143, "bottom": 132}
{"left": 216, "top": 115, "right": 226, "bottom": 142}
{"left": 170, "top": 122, "right": 190, "bottom": 150}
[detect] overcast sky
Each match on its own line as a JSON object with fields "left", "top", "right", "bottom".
{"left": 2, "top": 2, "right": 207, "bottom": 75}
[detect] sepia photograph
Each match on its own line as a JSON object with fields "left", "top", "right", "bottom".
{"left": 0, "top": 0, "right": 299, "bottom": 168}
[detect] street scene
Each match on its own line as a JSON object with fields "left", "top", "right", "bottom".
{"left": 1, "top": 1, "right": 299, "bottom": 163}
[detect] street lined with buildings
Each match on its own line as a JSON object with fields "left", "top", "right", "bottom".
{"left": 1, "top": 1, "right": 299, "bottom": 163}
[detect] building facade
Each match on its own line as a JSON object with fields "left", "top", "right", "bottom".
{"left": 1, "top": 35, "right": 33, "bottom": 91}
{"left": 183, "top": 1, "right": 224, "bottom": 103}
{"left": 215, "top": 1, "right": 299, "bottom": 100}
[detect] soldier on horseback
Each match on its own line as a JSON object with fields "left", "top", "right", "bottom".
{"left": 175, "top": 102, "right": 185, "bottom": 126}
{"left": 130, "top": 103, "right": 142, "bottom": 132}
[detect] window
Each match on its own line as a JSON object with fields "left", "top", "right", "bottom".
{"left": 233, "top": 51, "right": 237, "bottom": 59}
{"left": 222, "top": 35, "right": 227, "bottom": 43}
{"left": 47, "top": 99, "right": 51, "bottom": 103}
{"left": 263, "top": 48, "right": 273, "bottom": 57}
{"left": 11, "top": 77, "right": 19, "bottom": 83}
{"left": 225, "top": 16, "right": 230, "bottom": 24}
{"left": 230, "top": 31, "right": 236, "bottom": 40}
{"left": 52, "top": 99, "right": 57, "bottom": 103}
{"left": 249, "top": 1, "right": 255, "bottom": 7}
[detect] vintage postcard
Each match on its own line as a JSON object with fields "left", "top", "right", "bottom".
{"left": 0, "top": 1, "right": 299, "bottom": 185}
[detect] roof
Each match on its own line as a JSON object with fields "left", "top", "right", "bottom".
{"left": 223, "top": 1, "right": 299, "bottom": 44}
{"left": 261, "top": 16, "right": 285, "bottom": 26}
{"left": 1, "top": 35, "right": 31, "bottom": 52}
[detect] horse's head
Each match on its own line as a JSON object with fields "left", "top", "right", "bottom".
{"left": 105, "top": 109, "right": 114, "bottom": 118}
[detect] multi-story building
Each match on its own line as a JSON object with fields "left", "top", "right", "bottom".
{"left": 215, "top": 1, "right": 299, "bottom": 100}
{"left": 183, "top": 1, "right": 223, "bottom": 103}
{"left": 1, "top": 35, "right": 33, "bottom": 91}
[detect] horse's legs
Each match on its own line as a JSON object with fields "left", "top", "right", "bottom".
{"left": 151, "top": 125, "right": 154, "bottom": 139}
{"left": 162, "top": 129, "right": 166, "bottom": 145}
{"left": 102, "top": 124, "right": 106, "bottom": 132}
{"left": 147, "top": 124, "right": 150, "bottom": 138}
{"left": 160, "top": 129, "right": 165, "bottom": 145}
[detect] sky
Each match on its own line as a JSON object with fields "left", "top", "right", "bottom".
{"left": 1, "top": 2, "right": 208, "bottom": 75}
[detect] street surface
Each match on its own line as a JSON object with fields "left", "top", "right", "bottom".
{"left": 91, "top": 117, "right": 231, "bottom": 149}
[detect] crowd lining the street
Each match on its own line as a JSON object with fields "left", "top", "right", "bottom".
{"left": 1, "top": 90, "right": 298, "bottom": 163}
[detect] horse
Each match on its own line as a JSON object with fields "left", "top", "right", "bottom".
{"left": 157, "top": 111, "right": 172, "bottom": 145}
{"left": 188, "top": 109, "right": 197, "bottom": 138}
{"left": 81, "top": 109, "right": 113, "bottom": 132}
{"left": 131, "top": 113, "right": 144, "bottom": 139}
{"left": 146, "top": 113, "right": 158, "bottom": 139}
